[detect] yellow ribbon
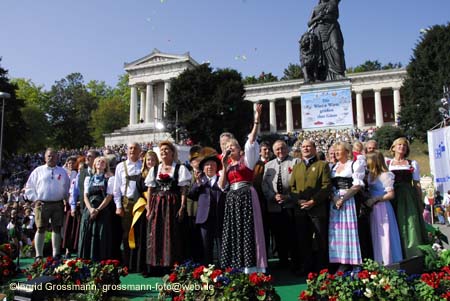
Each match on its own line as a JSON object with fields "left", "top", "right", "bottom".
{"left": 128, "top": 192, "right": 148, "bottom": 249}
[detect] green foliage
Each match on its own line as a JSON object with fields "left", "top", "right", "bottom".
{"left": 44, "top": 73, "right": 98, "bottom": 148}
{"left": 281, "top": 63, "right": 303, "bottom": 80}
{"left": 90, "top": 97, "right": 128, "bottom": 145}
{"left": 347, "top": 60, "right": 403, "bottom": 73}
{"left": 243, "top": 72, "right": 279, "bottom": 85}
{"left": 372, "top": 125, "right": 405, "bottom": 149}
{"left": 0, "top": 59, "right": 26, "bottom": 158}
{"left": 20, "top": 104, "right": 50, "bottom": 152}
{"left": 86, "top": 80, "right": 113, "bottom": 100}
{"left": 11, "top": 78, "right": 50, "bottom": 153}
{"left": 399, "top": 23, "right": 450, "bottom": 141}
{"left": 167, "top": 64, "right": 252, "bottom": 147}
{"left": 113, "top": 73, "right": 130, "bottom": 106}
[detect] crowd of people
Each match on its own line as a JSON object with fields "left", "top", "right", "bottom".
{"left": 0, "top": 116, "right": 443, "bottom": 277}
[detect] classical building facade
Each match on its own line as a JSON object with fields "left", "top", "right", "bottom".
{"left": 104, "top": 50, "right": 406, "bottom": 145}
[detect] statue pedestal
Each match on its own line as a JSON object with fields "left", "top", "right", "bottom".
{"left": 103, "top": 123, "right": 172, "bottom": 146}
{"left": 299, "top": 79, "right": 353, "bottom": 130}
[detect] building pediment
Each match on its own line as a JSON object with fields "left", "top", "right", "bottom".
{"left": 124, "top": 48, "right": 199, "bottom": 71}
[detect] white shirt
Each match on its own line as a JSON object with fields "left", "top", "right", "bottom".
{"left": 24, "top": 165, "right": 70, "bottom": 202}
{"left": 113, "top": 159, "right": 142, "bottom": 209}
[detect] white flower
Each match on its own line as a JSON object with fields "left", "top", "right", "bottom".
{"left": 432, "top": 243, "right": 442, "bottom": 252}
{"left": 363, "top": 288, "right": 373, "bottom": 298}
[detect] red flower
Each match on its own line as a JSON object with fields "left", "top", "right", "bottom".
{"left": 3, "top": 269, "right": 9, "bottom": 276}
{"left": 159, "top": 173, "right": 171, "bottom": 181}
{"left": 299, "top": 291, "right": 310, "bottom": 300}
{"left": 67, "top": 261, "right": 75, "bottom": 267}
{"left": 319, "top": 268, "right": 328, "bottom": 275}
{"left": 384, "top": 284, "right": 391, "bottom": 291}
{"left": 225, "top": 267, "right": 233, "bottom": 273}
{"left": 249, "top": 273, "right": 261, "bottom": 285}
{"left": 193, "top": 265, "right": 205, "bottom": 279}
{"left": 75, "top": 279, "right": 81, "bottom": 285}
{"left": 122, "top": 266, "right": 129, "bottom": 276}
{"left": 358, "top": 270, "right": 369, "bottom": 279}
{"left": 169, "top": 273, "right": 177, "bottom": 282}
{"left": 307, "top": 272, "right": 317, "bottom": 280}
{"left": 27, "top": 275, "right": 32, "bottom": 280}
{"left": 257, "top": 289, "right": 265, "bottom": 296}
{"left": 210, "top": 269, "right": 222, "bottom": 280}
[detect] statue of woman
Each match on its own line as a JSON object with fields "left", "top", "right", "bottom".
{"left": 308, "top": 0, "right": 346, "bottom": 80}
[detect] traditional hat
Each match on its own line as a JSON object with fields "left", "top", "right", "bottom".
{"left": 198, "top": 147, "right": 222, "bottom": 171}
{"left": 189, "top": 145, "right": 202, "bottom": 162}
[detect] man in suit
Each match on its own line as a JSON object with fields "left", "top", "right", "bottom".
{"left": 262, "top": 140, "right": 300, "bottom": 268}
{"left": 189, "top": 147, "right": 226, "bottom": 265}
{"left": 289, "top": 140, "right": 332, "bottom": 274}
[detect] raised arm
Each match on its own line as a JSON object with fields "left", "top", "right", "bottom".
{"left": 248, "top": 103, "right": 262, "bottom": 145}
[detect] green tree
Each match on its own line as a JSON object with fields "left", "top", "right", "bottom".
{"left": 113, "top": 73, "right": 130, "bottom": 106}
{"left": 11, "top": 78, "right": 50, "bottom": 152}
{"left": 243, "top": 71, "right": 278, "bottom": 85}
{"left": 399, "top": 23, "right": 450, "bottom": 141}
{"left": 0, "top": 59, "right": 27, "bottom": 158}
{"left": 281, "top": 63, "right": 303, "bottom": 80}
{"left": 347, "top": 60, "right": 403, "bottom": 73}
{"left": 166, "top": 64, "right": 252, "bottom": 147}
{"left": 90, "top": 96, "right": 128, "bottom": 145}
{"left": 86, "top": 80, "right": 113, "bottom": 100}
{"left": 372, "top": 125, "right": 405, "bottom": 149}
{"left": 45, "top": 73, "right": 98, "bottom": 148}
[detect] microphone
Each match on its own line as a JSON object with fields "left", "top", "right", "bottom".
{"left": 224, "top": 150, "right": 231, "bottom": 157}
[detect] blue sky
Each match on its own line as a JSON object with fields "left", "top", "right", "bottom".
{"left": 1, "top": 0, "right": 449, "bottom": 89}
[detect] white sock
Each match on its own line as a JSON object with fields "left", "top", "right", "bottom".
{"left": 52, "top": 232, "right": 61, "bottom": 257}
{"left": 34, "top": 232, "right": 45, "bottom": 257}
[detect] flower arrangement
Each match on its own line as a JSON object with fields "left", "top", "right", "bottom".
{"left": 159, "top": 261, "right": 280, "bottom": 301}
{"left": 299, "top": 259, "right": 450, "bottom": 301}
{"left": 24, "top": 257, "right": 128, "bottom": 300}
{"left": 91, "top": 259, "right": 129, "bottom": 288}
{"left": 25, "top": 256, "right": 63, "bottom": 280}
{"left": 53, "top": 258, "right": 92, "bottom": 285}
{"left": 0, "top": 244, "right": 16, "bottom": 284}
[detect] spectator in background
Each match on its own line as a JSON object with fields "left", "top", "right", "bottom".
{"left": 365, "top": 140, "right": 378, "bottom": 154}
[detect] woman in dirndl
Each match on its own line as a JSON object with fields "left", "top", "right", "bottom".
{"left": 387, "top": 137, "right": 428, "bottom": 258}
{"left": 78, "top": 156, "right": 114, "bottom": 261}
{"left": 218, "top": 103, "right": 267, "bottom": 273}
{"left": 145, "top": 141, "right": 191, "bottom": 272}
{"left": 328, "top": 141, "right": 365, "bottom": 272}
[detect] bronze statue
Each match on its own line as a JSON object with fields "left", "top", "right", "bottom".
{"left": 300, "top": 0, "right": 346, "bottom": 82}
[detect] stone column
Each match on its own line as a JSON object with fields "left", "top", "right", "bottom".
{"left": 355, "top": 90, "right": 365, "bottom": 128}
{"left": 139, "top": 89, "right": 146, "bottom": 123}
{"left": 269, "top": 99, "right": 277, "bottom": 133}
{"left": 164, "top": 81, "right": 171, "bottom": 118}
{"left": 130, "top": 86, "right": 138, "bottom": 125}
{"left": 374, "top": 88, "right": 384, "bottom": 127}
{"left": 145, "top": 83, "right": 154, "bottom": 124}
{"left": 285, "top": 97, "right": 294, "bottom": 133}
{"left": 393, "top": 88, "right": 401, "bottom": 125}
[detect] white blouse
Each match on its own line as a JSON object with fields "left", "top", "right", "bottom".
{"left": 387, "top": 159, "right": 420, "bottom": 181}
{"left": 145, "top": 162, "right": 192, "bottom": 188}
{"left": 331, "top": 158, "right": 366, "bottom": 187}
